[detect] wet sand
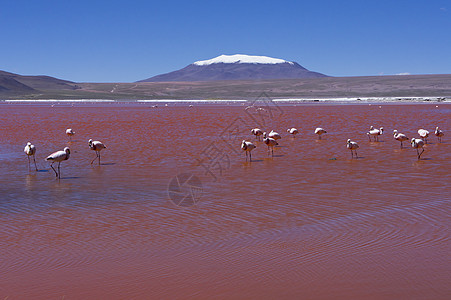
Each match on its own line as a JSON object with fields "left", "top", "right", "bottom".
{"left": 0, "top": 103, "right": 450, "bottom": 299}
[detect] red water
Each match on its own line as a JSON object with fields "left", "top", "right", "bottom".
{"left": 0, "top": 103, "right": 450, "bottom": 299}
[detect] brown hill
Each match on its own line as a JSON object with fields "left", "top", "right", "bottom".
{"left": 0, "top": 70, "right": 79, "bottom": 97}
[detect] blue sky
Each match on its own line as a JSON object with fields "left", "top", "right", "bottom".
{"left": 1, "top": 0, "right": 450, "bottom": 82}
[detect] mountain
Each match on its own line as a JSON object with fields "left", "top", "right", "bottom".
{"left": 0, "top": 70, "right": 79, "bottom": 96}
{"left": 138, "top": 54, "right": 328, "bottom": 82}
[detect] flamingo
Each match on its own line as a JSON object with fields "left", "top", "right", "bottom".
{"left": 367, "top": 126, "right": 384, "bottom": 142}
{"left": 418, "top": 129, "right": 429, "bottom": 144}
{"left": 241, "top": 140, "right": 256, "bottom": 161}
{"left": 411, "top": 138, "right": 425, "bottom": 160}
{"left": 45, "top": 147, "right": 70, "bottom": 178}
{"left": 263, "top": 137, "right": 278, "bottom": 157}
{"left": 251, "top": 128, "right": 263, "bottom": 141}
{"left": 347, "top": 139, "right": 359, "bottom": 158}
{"left": 264, "top": 130, "right": 281, "bottom": 140}
{"left": 393, "top": 130, "right": 409, "bottom": 149}
{"left": 89, "top": 139, "right": 107, "bottom": 165}
{"left": 24, "top": 142, "right": 37, "bottom": 171}
{"left": 314, "top": 127, "right": 327, "bottom": 140}
{"left": 287, "top": 128, "right": 299, "bottom": 137}
{"left": 435, "top": 127, "right": 444, "bottom": 143}
{"left": 66, "top": 128, "right": 75, "bottom": 141}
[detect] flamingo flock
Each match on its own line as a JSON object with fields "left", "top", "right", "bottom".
{"left": 24, "top": 128, "right": 107, "bottom": 179}
{"left": 241, "top": 125, "right": 444, "bottom": 162}
{"left": 22, "top": 121, "right": 445, "bottom": 179}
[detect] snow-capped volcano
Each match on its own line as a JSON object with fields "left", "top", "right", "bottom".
{"left": 139, "top": 54, "right": 327, "bottom": 82}
{"left": 193, "top": 54, "right": 294, "bottom": 66}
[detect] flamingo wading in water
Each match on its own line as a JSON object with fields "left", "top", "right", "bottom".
{"left": 367, "top": 126, "right": 384, "bottom": 142}
{"left": 264, "top": 130, "right": 281, "bottom": 140}
{"left": 45, "top": 147, "right": 70, "bottom": 178}
{"left": 393, "top": 130, "right": 409, "bottom": 149}
{"left": 241, "top": 140, "right": 256, "bottom": 162}
{"left": 347, "top": 139, "right": 359, "bottom": 158}
{"left": 24, "top": 142, "right": 37, "bottom": 171}
{"left": 315, "top": 127, "right": 327, "bottom": 139}
{"left": 411, "top": 138, "right": 425, "bottom": 160}
{"left": 263, "top": 137, "right": 278, "bottom": 157}
{"left": 66, "top": 128, "right": 75, "bottom": 141}
{"left": 89, "top": 139, "right": 107, "bottom": 165}
{"left": 418, "top": 129, "right": 429, "bottom": 144}
{"left": 287, "top": 128, "right": 299, "bottom": 137}
{"left": 251, "top": 128, "right": 263, "bottom": 141}
{"left": 435, "top": 127, "right": 444, "bottom": 143}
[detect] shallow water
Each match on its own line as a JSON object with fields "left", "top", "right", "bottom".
{"left": 0, "top": 103, "right": 450, "bottom": 299}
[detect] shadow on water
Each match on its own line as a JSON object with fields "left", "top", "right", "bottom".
{"left": 244, "top": 159, "right": 264, "bottom": 163}
{"left": 100, "top": 162, "right": 116, "bottom": 166}
{"left": 272, "top": 155, "right": 285, "bottom": 158}
{"left": 37, "top": 169, "right": 49, "bottom": 172}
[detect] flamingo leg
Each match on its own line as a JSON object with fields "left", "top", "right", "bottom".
{"left": 418, "top": 148, "right": 424, "bottom": 159}
{"left": 58, "top": 162, "right": 61, "bottom": 179}
{"left": 98, "top": 151, "right": 101, "bottom": 165}
{"left": 400, "top": 141, "right": 403, "bottom": 149}
{"left": 355, "top": 150, "right": 358, "bottom": 158}
{"left": 249, "top": 151, "right": 252, "bottom": 162}
{"left": 33, "top": 155, "right": 38, "bottom": 171}
{"left": 50, "top": 162, "right": 58, "bottom": 177}
{"left": 91, "top": 152, "right": 98, "bottom": 164}
{"left": 27, "top": 155, "right": 30, "bottom": 171}
{"left": 271, "top": 147, "right": 274, "bottom": 157}
{"left": 319, "top": 135, "right": 321, "bottom": 140}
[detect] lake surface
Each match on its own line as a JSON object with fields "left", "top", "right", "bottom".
{"left": 0, "top": 102, "right": 450, "bottom": 299}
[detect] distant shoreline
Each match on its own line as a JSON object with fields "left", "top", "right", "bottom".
{"left": 2, "top": 74, "right": 451, "bottom": 101}
{"left": 1, "top": 96, "right": 449, "bottom": 106}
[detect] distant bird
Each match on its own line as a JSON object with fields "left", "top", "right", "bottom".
{"left": 66, "top": 128, "right": 75, "bottom": 141}
{"left": 435, "top": 127, "right": 444, "bottom": 143}
{"left": 88, "top": 139, "right": 107, "bottom": 165}
{"left": 393, "top": 130, "right": 409, "bottom": 148}
{"left": 367, "top": 126, "right": 384, "bottom": 142}
{"left": 251, "top": 128, "right": 263, "bottom": 141}
{"left": 241, "top": 140, "right": 256, "bottom": 161}
{"left": 411, "top": 138, "right": 425, "bottom": 160}
{"left": 347, "top": 139, "right": 359, "bottom": 158}
{"left": 263, "top": 137, "right": 278, "bottom": 157}
{"left": 314, "top": 127, "right": 327, "bottom": 139}
{"left": 418, "top": 129, "right": 429, "bottom": 144}
{"left": 24, "top": 142, "right": 37, "bottom": 171}
{"left": 264, "top": 130, "right": 281, "bottom": 140}
{"left": 45, "top": 147, "right": 70, "bottom": 178}
{"left": 287, "top": 128, "right": 299, "bottom": 137}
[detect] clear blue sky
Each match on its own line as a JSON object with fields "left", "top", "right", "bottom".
{"left": 1, "top": 0, "right": 450, "bottom": 82}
